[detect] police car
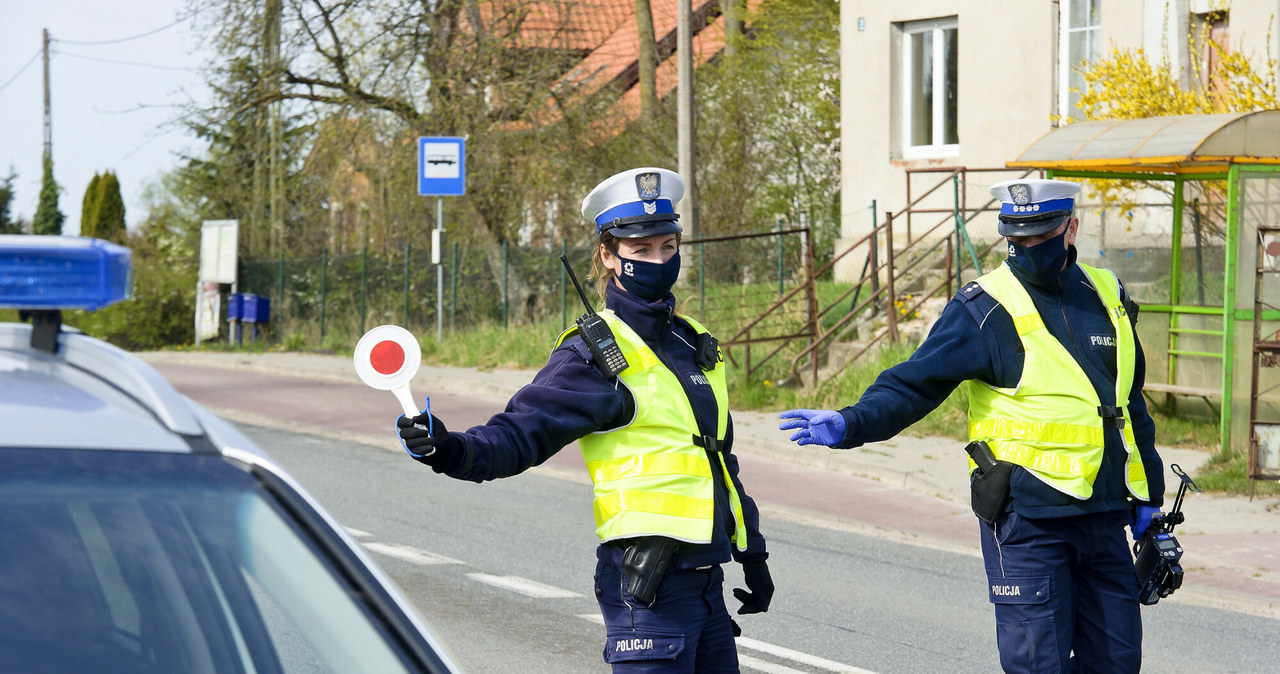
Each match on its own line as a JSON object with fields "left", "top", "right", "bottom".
{"left": 0, "top": 235, "right": 460, "bottom": 673}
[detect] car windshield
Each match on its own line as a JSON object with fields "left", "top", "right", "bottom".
{"left": 0, "top": 448, "right": 416, "bottom": 674}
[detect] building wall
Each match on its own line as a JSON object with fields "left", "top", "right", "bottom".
{"left": 837, "top": 0, "right": 1280, "bottom": 281}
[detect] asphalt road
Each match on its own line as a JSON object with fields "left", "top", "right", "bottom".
{"left": 153, "top": 362, "right": 1280, "bottom": 672}
{"left": 242, "top": 425, "right": 1275, "bottom": 674}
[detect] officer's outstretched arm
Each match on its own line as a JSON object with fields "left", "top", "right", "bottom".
{"left": 777, "top": 409, "right": 846, "bottom": 447}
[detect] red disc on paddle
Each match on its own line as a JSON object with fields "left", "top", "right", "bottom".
{"left": 370, "top": 340, "right": 405, "bottom": 375}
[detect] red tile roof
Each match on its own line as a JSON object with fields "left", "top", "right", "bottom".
{"left": 472, "top": 0, "right": 635, "bottom": 52}
{"left": 603, "top": 10, "right": 727, "bottom": 132}
{"left": 501, "top": 1, "right": 760, "bottom": 136}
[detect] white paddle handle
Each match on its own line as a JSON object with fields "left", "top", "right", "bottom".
{"left": 393, "top": 385, "right": 430, "bottom": 431}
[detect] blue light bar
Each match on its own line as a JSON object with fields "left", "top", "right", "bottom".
{"left": 0, "top": 235, "right": 133, "bottom": 310}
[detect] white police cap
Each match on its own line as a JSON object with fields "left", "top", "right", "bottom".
{"left": 581, "top": 167, "right": 684, "bottom": 239}
{"left": 989, "top": 178, "right": 1082, "bottom": 237}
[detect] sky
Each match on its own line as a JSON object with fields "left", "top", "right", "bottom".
{"left": 0, "top": 0, "right": 210, "bottom": 234}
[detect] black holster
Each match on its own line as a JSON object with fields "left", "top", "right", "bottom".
{"left": 966, "top": 441, "right": 1013, "bottom": 524}
{"left": 621, "top": 537, "right": 678, "bottom": 607}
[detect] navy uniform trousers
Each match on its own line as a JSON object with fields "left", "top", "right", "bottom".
{"left": 594, "top": 547, "right": 739, "bottom": 673}
{"left": 981, "top": 507, "right": 1141, "bottom": 673}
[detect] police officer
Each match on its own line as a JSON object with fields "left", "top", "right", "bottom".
{"left": 397, "top": 167, "right": 773, "bottom": 673}
{"left": 778, "top": 178, "right": 1165, "bottom": 673}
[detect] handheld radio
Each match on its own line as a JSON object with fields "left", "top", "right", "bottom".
{"left": 1133, "top": 463, "right": 1200, "bottom": 605}
{"left": 560, "top": 254, "right": 628, "bottom": 378}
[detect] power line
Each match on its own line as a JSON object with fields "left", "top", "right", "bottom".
{"left": 56, "top": 50, "right": 197, "bottom": 72}
{"left": 52, "top": 16, "right": 188, "bottom": 46}
{"left": 0, "top": 48, "right": 42, "bottom": 96}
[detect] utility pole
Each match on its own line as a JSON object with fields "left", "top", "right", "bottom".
{"left": 42, "top": 28, "right": 51, "bottom": 159}
{"left": 267, "top": 0, "right": 283, "bottom": 255}
{"left": 677, "top": 0, "right": 698, "bottom": 239}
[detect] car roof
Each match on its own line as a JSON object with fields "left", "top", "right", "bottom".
{"left": 0, "top": 321, "right": 269, "bottom": 457}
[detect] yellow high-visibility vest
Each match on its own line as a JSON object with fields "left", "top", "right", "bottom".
{"left": 554, "top": 311, "right": 747, "bottom": 548}
{"left": 966, "top": 263, "right": 1150, "bottom": 501}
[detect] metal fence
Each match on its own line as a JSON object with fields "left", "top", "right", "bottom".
{"left": 236, "top": 228, "right": 822, "bottom": 353}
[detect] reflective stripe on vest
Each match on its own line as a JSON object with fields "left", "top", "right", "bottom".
{"left": 966, "top": 263, "right": 1149, "bottom": 501}
{"left": 554, "top": 311, "right": 748, "bottom": 548}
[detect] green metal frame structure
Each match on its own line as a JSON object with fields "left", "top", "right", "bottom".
{"left": 1007, "top": 112, "right": 1280, "bottom": 457}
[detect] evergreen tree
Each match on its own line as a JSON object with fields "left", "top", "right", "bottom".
{"left": 0, "top": 169, "right": 19, "bottom": 235}
{"left": 81, "top": 172, "right": 103, "bottom": 238}
{"left": 93, "top": 171, "right": 127, "bottom": 243}
{"left": 32, "top": 152, "right": 64, "bottom": 236}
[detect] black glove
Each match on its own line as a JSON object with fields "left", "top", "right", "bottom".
{"left": 396, "top": 411, "right": 463, "bottom": 473}
{"left": 733, "top": 557, "right": 774, "bottom": 615}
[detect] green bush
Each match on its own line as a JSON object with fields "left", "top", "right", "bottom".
{"left": 68, "top": 227, "right": 196, "bottom": 350}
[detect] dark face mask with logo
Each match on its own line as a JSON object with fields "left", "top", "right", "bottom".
{"left": 1006, "top": 228, "right": 1070, "bottom": 287}
{"left": 616, "top": 252, "right": 681, "bottom": 301}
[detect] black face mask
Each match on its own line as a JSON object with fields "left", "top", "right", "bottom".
{"left": 1007, "top": 229, "right": 1069, "bottom": 285}
{"left": 615, "top": 252, "right": 681, "bottom": 301}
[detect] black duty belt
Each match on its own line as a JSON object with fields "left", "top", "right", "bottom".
{"left": 1097, "top": 405, "right": 1126, "bottom": 429}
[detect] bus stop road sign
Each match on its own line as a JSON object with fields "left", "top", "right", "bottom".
{"left": 418, "top": 137, "right": 466, "bottom": 196}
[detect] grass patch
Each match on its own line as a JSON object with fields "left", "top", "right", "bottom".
{"left": 419, "top": 320, "right": 565, "bottom": 371}
{"left": 1191, "top": 450, "right": 1280, "bottom": 498}
{"left": 1149, "top": 410, "right": 1219, "bottom": 451}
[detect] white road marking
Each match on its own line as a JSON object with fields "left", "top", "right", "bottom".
{"left": 573, "top": 614, "right": 878, "bottom": 673}
{"left": 363, "top": 542, "right": 464, "bottom": 565}
{"left": 737, "top": 637, "right": 878, "bottom": 674}
{"left": 346, "top": 527, "right": 372, "bottom": 538}
{"left": 466, "top": 573, "right": 583, "bottom": 598}
{"left": 737, "top": 653, "right": 813, "bottom": 674}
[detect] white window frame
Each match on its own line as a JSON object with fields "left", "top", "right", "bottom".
{"left": 900, "top": 16, "right": 959, "bottom": 159}
{"left": 1058, "top": 0, "right": 1102, "bottom": 122}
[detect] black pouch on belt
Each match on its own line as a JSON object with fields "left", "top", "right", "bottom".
{"left": 621, "top": 537, "right": 679, "bottom": 607}
{"left": 966, "top": 441, "right": 1014, "bottom": 524}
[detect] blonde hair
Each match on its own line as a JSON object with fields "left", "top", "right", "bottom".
{"left": 588, "top": 231, "right": 620, "bottom": 303}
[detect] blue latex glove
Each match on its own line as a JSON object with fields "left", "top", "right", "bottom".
{"left": 1131, "top": 505, "right": 1161, "bottom": 539}
{"left": 778, "top": 409, "right": 846, "bottom": 447}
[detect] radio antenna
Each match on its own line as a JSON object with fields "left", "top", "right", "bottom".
{"left": 560, "top": 254, "right": 596, "bottom": 315}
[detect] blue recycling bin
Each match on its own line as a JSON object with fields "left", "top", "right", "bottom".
{"left": 225, "top": 293, "right": 271, "bottom": 346}
{"left": 226, "top": 293, "right": 244, "bottom": 322}
{"left": 241, "top": 294, "right": 270, "bottom": 344}
{"left": 241, "top": 293, "right": 270, "bottom": 324}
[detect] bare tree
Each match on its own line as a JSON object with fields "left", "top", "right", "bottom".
{"left": 190, "top": 0, "right": 624, "bottom": 322}
{"left": 722, "top": 0, "right": 746, "bottom": 57}
{"left": 636, "top": 0, "right": 658, "bottom": 120}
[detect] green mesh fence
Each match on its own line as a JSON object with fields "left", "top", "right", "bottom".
{"left": 232, "top": 229, "right": 818, "bottom": 356}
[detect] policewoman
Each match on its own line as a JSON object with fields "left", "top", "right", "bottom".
{"left": 778, "top": 179, "right": 1165, "bottom": 673}
{"left": 398, "top": 167, "right": 772, "bottom": 673}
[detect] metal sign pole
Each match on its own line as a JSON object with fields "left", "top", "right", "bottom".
{"left": 436, "top": 196, "right": 443, "bottom": 343}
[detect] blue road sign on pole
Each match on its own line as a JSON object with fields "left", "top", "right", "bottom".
{"left": 418, "top": 137, "right": 466, "bottom": 196}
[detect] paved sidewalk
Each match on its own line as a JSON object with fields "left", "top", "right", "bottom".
{"left": 140, "top": 349, "right": 1280, "bottom": 618}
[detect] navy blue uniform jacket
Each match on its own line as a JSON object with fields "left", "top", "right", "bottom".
{"left": 834, "top": 247, "right": 1165, "bottom": 517}
{"left": 442, "top": 282, "right": 767, "bottom": 570}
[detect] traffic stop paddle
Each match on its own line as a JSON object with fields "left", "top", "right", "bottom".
{"left": 353, "top": 325, "right": 429, "bottom": 428}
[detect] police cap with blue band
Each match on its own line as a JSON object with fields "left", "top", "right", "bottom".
{"left": 989, "top": 178, "right": 1082, "bottom": 237}
{"left": 582, "top": 167, "right": 684, "bottom": 239}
